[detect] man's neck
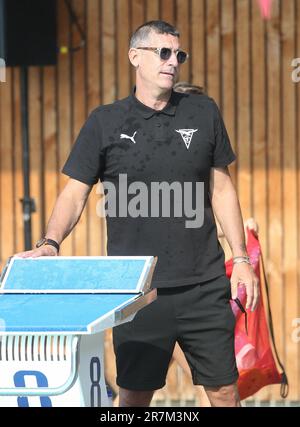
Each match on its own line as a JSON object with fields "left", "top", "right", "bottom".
{"left": 135, "top": 86, "right": 172, "bottom": 111}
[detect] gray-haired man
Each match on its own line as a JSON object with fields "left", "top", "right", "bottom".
{"left": 18, "top": 21, "right": 259, "bottom": 407}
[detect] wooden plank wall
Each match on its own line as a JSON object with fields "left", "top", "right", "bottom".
{"left": 0, "top": 0, "right": 299, "bottom": 404}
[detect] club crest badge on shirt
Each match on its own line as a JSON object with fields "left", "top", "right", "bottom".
{"left": 175, "top": 129, "right": 198, "bottom": 149}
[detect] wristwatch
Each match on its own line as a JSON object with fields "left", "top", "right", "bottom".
{"left": 36, "top": 237, "right": 60, "bottom": 253}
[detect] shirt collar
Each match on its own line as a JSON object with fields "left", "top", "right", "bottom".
{"left": 130, "top": 88, "right": 178, "bottom": 119}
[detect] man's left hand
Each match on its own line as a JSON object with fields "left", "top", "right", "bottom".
{"left": 230, "top": 263, "right": 260, "bottom": 311}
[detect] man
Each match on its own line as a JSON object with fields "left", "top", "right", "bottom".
{"left": 17, "top": 21, "right": 259, "bottom": 407}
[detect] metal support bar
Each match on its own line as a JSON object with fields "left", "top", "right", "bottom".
{"left": 20, "top": 66, "right": 36, "bottom": 250}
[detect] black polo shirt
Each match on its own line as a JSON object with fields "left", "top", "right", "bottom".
{"left": 62, "top": 91, "right": 236, "bottom": 288}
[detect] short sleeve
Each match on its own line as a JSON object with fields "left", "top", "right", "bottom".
{"left": 62, "top": 111, "right": 104, "bottom": 185}
{"left": 211, "top": 101, "right": 236, "bottom": 167}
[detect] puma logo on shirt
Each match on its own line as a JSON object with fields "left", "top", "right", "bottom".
{"left": 120, "top": 131, "right": 137, "bottom": 144}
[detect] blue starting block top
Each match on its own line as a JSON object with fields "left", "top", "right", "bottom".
{"left": 1, "top": 256, "right": 153, "bottom": 293}
{"left": 0, "top": 256, "right": 157, "bottom": 335}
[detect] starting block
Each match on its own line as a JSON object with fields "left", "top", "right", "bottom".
{"left": 0, "top": 256, "right": 157, "bottom": 407}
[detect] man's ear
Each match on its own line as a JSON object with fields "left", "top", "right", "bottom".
{"left": 128, "top": 48, "right": 139, "bottom": 68}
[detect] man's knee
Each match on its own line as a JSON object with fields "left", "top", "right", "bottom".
{"left": 119, "top": 387, "right": 155, "bottom": 407}
{"left": 204, "top": 383, "right": 241, "bottom": 407}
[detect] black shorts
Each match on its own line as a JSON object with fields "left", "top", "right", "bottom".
{"left": 113, "top": 274, "right": 239, "bottom": 391}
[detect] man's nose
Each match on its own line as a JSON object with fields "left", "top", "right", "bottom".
{"left": 167, "top": 51, "right": 179, "bottom": 67}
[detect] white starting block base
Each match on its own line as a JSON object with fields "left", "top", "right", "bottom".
{"left": 0, "top": 333, "right": 109, "bottom": 407}
{"left": 0, "top": 256, "right": 157, "bottom": 407}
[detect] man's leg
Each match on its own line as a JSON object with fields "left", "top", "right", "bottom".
{"left": 172, "top": 343, "right": 211, "bottom": 407}
{"left": 204, "top": 383, "right": 241, "bottom": 407}
{"left": 113, "top": 288, "right": 176, "bottom": 407}
{"left": 118, "top": 388, "right": 155, "bottom": 407}
{"left": 176, "top": 276, "right": 239, "bottom": 407}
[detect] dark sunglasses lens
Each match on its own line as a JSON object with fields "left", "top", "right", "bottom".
{"left": 177, "top": 51, "right": 187, "bottom": 64}
{"left": 160, "top": 48, "right": 172, "bottom": 60}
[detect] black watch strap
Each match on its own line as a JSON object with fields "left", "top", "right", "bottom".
{"left": 36, "top": 238, "right": 60, "bottom": 253}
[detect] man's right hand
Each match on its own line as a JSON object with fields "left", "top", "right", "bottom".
{"left": 15, "top": 245, "right": 58, "bottom": 258}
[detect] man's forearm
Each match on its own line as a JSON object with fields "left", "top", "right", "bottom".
{"left": 210, "top": 168, "right": 259, "bottom": 311}
{"left": 211, "top": 185, "right": 247, "bottom": 257}
{"left": 45, "top": 181, "right": 91, "bottom": 245}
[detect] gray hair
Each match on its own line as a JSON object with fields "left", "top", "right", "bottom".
{"left": 173, "top": 81, "right": 205, "bottom": 95}
{"left": 130, "top": 20, "right": 180, "bottom": 49}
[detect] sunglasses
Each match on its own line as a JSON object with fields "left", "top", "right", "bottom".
{"left": 136, "top": 47, "right": 189, "bottom": 64}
